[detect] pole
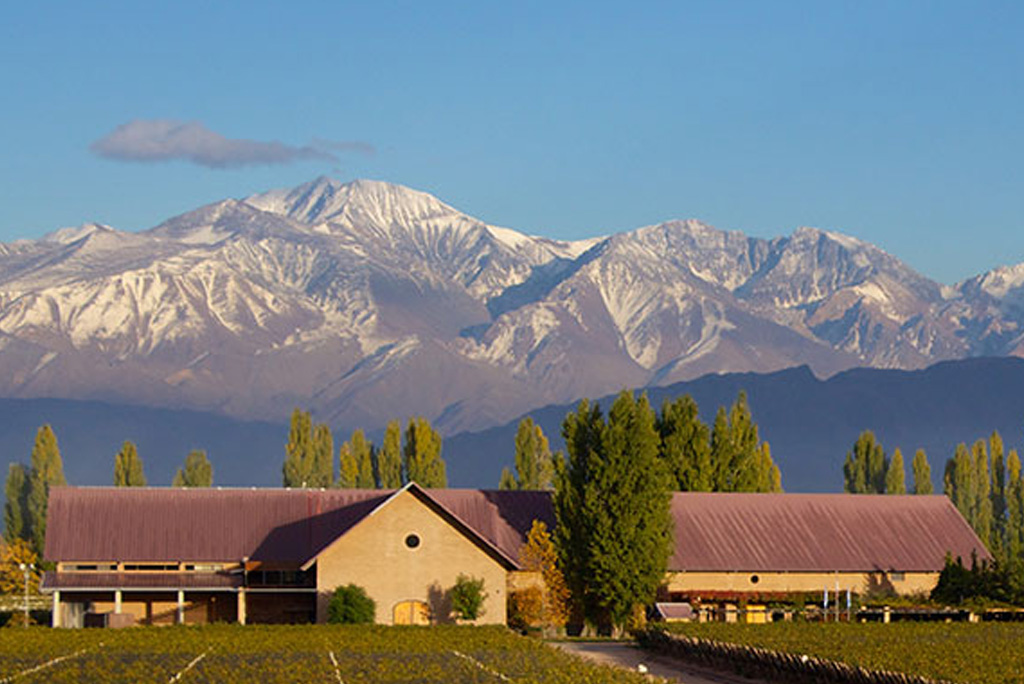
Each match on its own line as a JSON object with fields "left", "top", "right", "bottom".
{"left": 18, "top": 563, "right": 33, "bottom": 628}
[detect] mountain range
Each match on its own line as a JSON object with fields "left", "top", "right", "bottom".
{"left": 2, "top": 177, "right": 1024, "bottom": 438}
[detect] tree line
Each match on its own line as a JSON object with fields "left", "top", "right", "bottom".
{"left": 3, "top": 426, "right": 215, "bottom": 557}
{"left": 281, "top": 409, "right": 447, "bottom": 489}
{"left": 841, "top": 428, "right": 1024, "bottom": 604}
{"left": 512, "top": 389, "right": 781, "bottom": 635}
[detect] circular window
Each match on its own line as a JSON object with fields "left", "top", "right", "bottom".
{"left": 750, "top": 574, "right": 760, "bottom": 584}
{"left": 405, "top": 534, "right": 421, "bottom": 549}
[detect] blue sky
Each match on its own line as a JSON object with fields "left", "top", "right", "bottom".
{"left": 2, "top": 1, "right": 1022, "bottom": 283}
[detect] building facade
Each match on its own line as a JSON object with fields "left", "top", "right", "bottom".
{"left": 42, "top": 486, "right": 988, "bottom": 627}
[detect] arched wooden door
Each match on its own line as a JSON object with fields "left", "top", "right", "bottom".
{"left": 393, "top": 600, "right": 430, "bottom": 625}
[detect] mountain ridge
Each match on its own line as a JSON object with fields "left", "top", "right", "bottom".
{"left": 0, "top": 177, "right": 1020, "bottom": 436}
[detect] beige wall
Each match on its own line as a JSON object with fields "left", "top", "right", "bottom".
{"left": 314, "top": 490, "right": 509, "bottom": 625}
{"left": 666, "top": 570, "right": 938, "bottom": 596}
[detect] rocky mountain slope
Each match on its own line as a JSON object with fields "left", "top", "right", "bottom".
{"left": 0, "top": 177, "right": 1020, "bottom": 434}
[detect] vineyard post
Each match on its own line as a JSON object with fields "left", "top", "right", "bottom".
{"left": 18, "top": 562, "right": 34, "bottom": 628}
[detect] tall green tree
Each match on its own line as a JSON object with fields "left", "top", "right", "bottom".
{"left": 554, "top": 393, "right": 672, "bottom": 633}
{"left": 113, "top": 441, "right": 146, "bottom": 487}
{"left": 886, "top": 447, "right": 906, "bottom": 494}
{"left": 1006, "top": 450, "right": 1024, "bottom": 564}
{"left": 911, "top": 448, "right": 933, "bottom": 494}
{"left": 990, "top": 431, "right": 1007, "bottom": 557}
{"left": 754, "top": 442, "right": 783, "bottom": 493}
{"left": 375, "top": 420, "right": 403, "bottom": 488}
{"left": 27, "top": 425, "right": 66, "bottom": 556}
{"left": 311, "top": 423, "right": 335, "bottom": 488}
{"left": 403, "top": 417, "right": 446, "bottom": 487}
{"left": 657, "top": 395, "right": 712, "bottom": 491}
{"left": 283, "top": 408, "right": 313, "bottom": 487}
{"left": 843, "top": 431, "right": 887, "bottom": 494}
{"left": 337, "top": 430, "right": 374, "bottom": 489}
{"left": 706, "top": 392, "right": 780, "bottom": 492}
{"left": 972, "top": 439, "right": 994, "bottom": 550}
{"left": 554, "top": 398, "right": 605, "bottom": 629}
{"left": 945, "top": 443, "right": 974, "bottom": 513}
{"left": 500, "top": 417, "right": 554, "bottom": 490}
{"left": 3, "top": 463, "right": 28, "bottom": 542}
{"left": 945, "top": 440, "right": 994, "bottom": 550}
{"left": 172, "top": 450, "right": 213, "bottom": 487}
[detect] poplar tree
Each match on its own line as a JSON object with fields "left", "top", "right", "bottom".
{"left": 500, "top": 417, "right": 554, "bottom": 490}
{"left": 886, "top": 447, "right": 906, "bottom": 494}
{"left": 113, "top": 441, "right": 147, "bottom": 487}
{"left": 283, "top": 408, "right": 313, "bottom": 487}
{"left": 657, "top": 395, "right": 712, "bottom": 491}
{"left": 706, "top": 392, "right": 780, "bottom": 492}
{"left": 755, "top": 442, "right": 783, "bottom": 493}
{"left": 3, "top": 463, "right": 28, "bottom": 542}
{"left": 709, "top": 406, "right": 732, "bottom": 490}
{"left": 554, "top": 393, "right": 672, "bottom": 634}
{"left": 403, "top": 417, "right": 446, "bottom": 487}
{"left": 311, "top": 423, "right": 335, "bottom": 488}
{"left": 375, "top": 420, "right": 403, "bottom": 488}
{"left": 27, "top": 425, "right": 66, "bottom": 556}
{"left": 945, "top": 442, "right": 975, "bottom": 536}
{"left": 990, "top": 431, "right": 1007, "bottom": 552}
{"left": 173, "top": 450, "right": 213, "bottom": 487}
{"left": 554, "top": 398, "right": 605, "bottom": 628}
{"left": 844, "top": 431, "right": 887, "bottom": 494}
{"left": 912, "top": 449, "right": 933, "bottom": 494}
{"left": 972, "top": 439, "right": 993, "bottom": 550}
{"left": 338, "top": 430, "right": 375, "bottom": 489}
{"left": 337, "top": 442, "right": 358, "bottom": 488}
{"left": 1006, "top": 450, "right": 1024, "bottom": 563}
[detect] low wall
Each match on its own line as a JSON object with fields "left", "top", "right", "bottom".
{"left": 636, "top": 629, "right": 953, "bottom": 684}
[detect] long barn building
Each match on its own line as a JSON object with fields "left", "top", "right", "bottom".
{"left": 42, "top": 484, "right": 988, "bottom": 627}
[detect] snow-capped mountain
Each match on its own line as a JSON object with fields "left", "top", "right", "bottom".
{"left": 0, "top": 177, "right": 1020, "bottom": 434}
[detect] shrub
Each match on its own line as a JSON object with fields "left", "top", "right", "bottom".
{"left": 327, "top": 584, "right": 376, "bottom": 624}
{"left": 452, "top": 574, "right": 487, "bottom": 621}
{"left": 508, "top": 586, "right": 544, "bottom": 630}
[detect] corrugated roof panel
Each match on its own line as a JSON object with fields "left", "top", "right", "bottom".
{"left": 45, "top": 487, "right": 988, "bottom": 574}
{"left": 668, "top": 493, "right": 989, "bottom": 572}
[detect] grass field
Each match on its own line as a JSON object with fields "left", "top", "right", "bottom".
{"left": 663, "top": 622, "right": 1024, "bottom": 684}
{"left": 0, "top": 624, "right": 652, "bottom": 683}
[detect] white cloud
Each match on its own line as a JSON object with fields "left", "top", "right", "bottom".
{"left": 91, "top": 120, "right": 373, "bottom": 169}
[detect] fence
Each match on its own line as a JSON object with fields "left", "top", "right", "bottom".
{"left": 635, "top": 629, "right": 954, "bottom": 684}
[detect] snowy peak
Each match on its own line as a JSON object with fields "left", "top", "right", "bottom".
{"left": 43, "top": 223, "right": 116, "bottom": 245}
{"left": 245, "top": 177, "right": 466, "bottom": 230}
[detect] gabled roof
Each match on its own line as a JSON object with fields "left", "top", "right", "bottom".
{"left": 44, "top": 485, "right": 553, "bottom": 568}
{"left": 669, "top": 492, "right": 990, "bottom": 572}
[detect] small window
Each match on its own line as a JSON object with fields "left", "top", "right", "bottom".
{"left": 405, "top": 534, "right": 421, "bottom": 549}
{"left": 750, "top": 574, "right": 760, "bottom": 585}
{"left": 889, "top": 571, "right": 905, "bottom": 582}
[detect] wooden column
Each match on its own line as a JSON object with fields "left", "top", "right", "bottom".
{"left": 114, "top": 590, "right": 122, "bottom": 614}
{"left": 177, "top": 590, "right": 185, "bottom": 625}
{"left": 51, "top": 591, "right": 61, "bottom": 628}
{"left": 237, "top": 589, "right": 247, "bottom": 625}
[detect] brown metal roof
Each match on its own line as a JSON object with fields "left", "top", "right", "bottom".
{"left": 669, "top": 492, "right": 990, "bottom": 572}
{"left": 41, "top": 571, "right": 240, "bottom": 591}
{"left": 44, "top": 486, "right": 553, "bottom": 568}
{"left": 45, "top": 487, "right": 988, "bottom": 574}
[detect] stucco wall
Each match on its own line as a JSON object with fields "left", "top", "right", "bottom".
{"left": 666, "top": 571, "right": 938, "bottom": 596}
{"left": 314, "top": 490, "right": 509, "bottom": 625}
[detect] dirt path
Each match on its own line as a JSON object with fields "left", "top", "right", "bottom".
{"left": 550, "top": 641, "right": 769, "bottom": 684}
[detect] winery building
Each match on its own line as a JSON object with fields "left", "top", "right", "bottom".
{"left": 41, "top": 485, "right": 988, "bottom": 627}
